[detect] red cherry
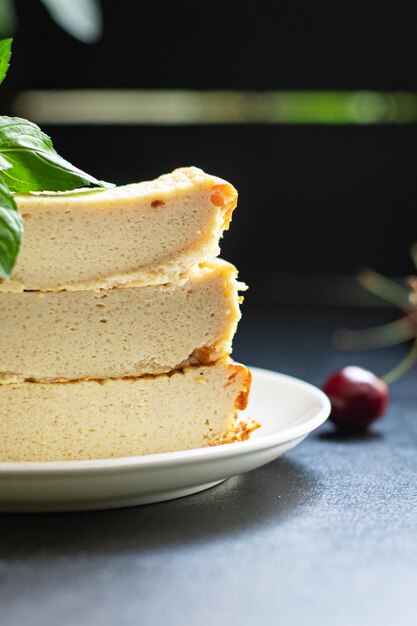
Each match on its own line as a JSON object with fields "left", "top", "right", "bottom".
{"left": 323, "top": 366, "right": 389, "bottom": 433}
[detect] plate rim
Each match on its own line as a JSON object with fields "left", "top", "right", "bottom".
{"left": 0, "top": 367, "right": 330, "bottom": 475}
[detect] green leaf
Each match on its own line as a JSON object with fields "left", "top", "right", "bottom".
{"left": 0, "top": 116, "right": 110, "bottom": 191}
{"left": 0, "top": 153, "right": 11, "bottom": 170}
{"left": 0, "top": 37, "right": 12, "bottom": 86}
{"left": 0, "top": 180, "right": 22, "bottom": 279}
{"left": 0, "top": 2, "right": 17, "bottom": 38}
{"left": 39, "top": 0, "right": 103, "bottom": 44}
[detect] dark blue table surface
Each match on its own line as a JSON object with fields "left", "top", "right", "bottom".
{"left": 1, "top": 306, "right": 416, "bottom": 626}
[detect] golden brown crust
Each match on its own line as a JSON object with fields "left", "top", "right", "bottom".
{"left": 211, "top": 418, "right": 261, "bottom": 445}
{"left": 227, "top": 360, "right": 252, "bottom": 411}
{"left": 210, "top": 182, "right": 238, "bottom": 231}
{"left": 192, "top": 344, "right": 219, "bottom": 365}
{"left": 209, "top": 361, "right": 258, "bottom": 445}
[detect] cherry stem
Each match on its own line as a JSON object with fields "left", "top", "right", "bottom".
{"left": 382, "top": 335, "right": 417, "bottom": 385}
{"left": 358, "top": 269, "right": 410, "bottom": 310}
{"left": 334, "top": 315, "right": 416, "bottom": 351}
{"left": 411, "top": 244, "right": 417, "bottom": 271}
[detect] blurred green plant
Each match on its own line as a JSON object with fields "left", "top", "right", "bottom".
{"left": 0, "top": 0, "right": 103, "bottom": 43}
{"left": 335, "top": 248, "right": 417, "bottom": 383}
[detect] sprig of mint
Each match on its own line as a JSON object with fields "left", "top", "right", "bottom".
{"left": 0, "top": 39, "right": 12, "bottom": 86}
{"left": 0, "top": 181, "right": 22, "bottom": 278}
{"left": 0, "top": 117, "right": 107, "bottom": 192}
{"left": 0, "top": 38, "right": 110, "bottom": 280}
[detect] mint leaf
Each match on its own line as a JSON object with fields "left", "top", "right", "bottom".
{"left": 0, "top": 38, "right": 12, "bottom": 86}
{"left": 0, "top": 154, "right": 11, "bottom": 170}
{"left": 0, "top": 181, "right": 23, "bottom": 279}
{"left": 0, "top": 117, "right": 109, "bottom": 192}
{"left": 39, "top": 0, "right": 103, "bottom": 44}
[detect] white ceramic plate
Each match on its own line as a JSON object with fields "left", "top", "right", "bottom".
{"left": 0, "top": 367, "right": 330, "bottom": 512}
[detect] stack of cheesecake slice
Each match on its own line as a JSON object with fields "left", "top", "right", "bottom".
{"left": 0, "top": 167, "right": 257, "bottom": 461}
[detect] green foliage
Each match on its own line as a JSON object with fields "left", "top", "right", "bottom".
{"left": 0, "top": 181, "right": 22, "bottom": 279}
{"left": 0, "top": 0, "right": 102, "bottom": 43}
{"left": 0, "top": 37, "right": 11, "bottom": 85}
{"left": 0, "top": 117, "right": 108, "bottom": 192}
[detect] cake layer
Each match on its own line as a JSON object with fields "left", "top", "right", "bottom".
{"left": 1, "top": 167, "right": 237, "bottom": 292}
{"left": 0, "top": 359, "right": 253, "bottom": 461}
{"left": 0, "top": 260, "right": 243, "bottom": 383}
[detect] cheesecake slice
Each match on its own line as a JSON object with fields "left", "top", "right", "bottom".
{"left": 0, "top": 260, "right": 243, "bottom": 383}
{"left": 0, "top": 167, "right": 237, "bottom": 292}
{"left": 0, "top": 358, "right": 255, "bottom": 461}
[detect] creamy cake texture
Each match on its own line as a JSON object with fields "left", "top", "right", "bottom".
{"left": 0, "top": 359, "right": 253, "bottom": 461}
{"left": 1, "top": 167, "right": 237, "bottom": 292}
{"left": 0, "top": 166, "right": 257, "bottom": 462}
{"left": 0, "top": 260, "right": 243, "bottom": 383}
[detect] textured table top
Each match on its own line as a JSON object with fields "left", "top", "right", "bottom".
{"left": 1, "top": 306, "right": 416, "bottom": 626}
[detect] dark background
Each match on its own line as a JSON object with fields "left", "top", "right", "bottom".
{"left": 3, "top": 0, "right": 417, "bottom": 303}
{"left": 2, "top": 6, "right": 417, "bottom": 624}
